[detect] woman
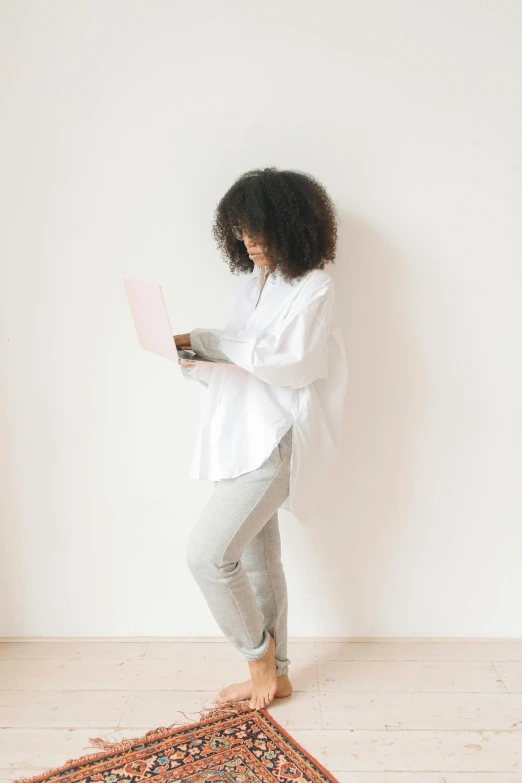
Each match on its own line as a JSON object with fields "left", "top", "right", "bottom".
{"left": 174, "top": 167, "right": 348, "bottom": 711}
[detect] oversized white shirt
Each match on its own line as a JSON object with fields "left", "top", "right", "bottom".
{"left": 181, "top": 264, "right": 349, "bottom": 524}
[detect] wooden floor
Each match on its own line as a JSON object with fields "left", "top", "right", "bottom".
{"left": 0, "top": 638, "right": 521, "bottom": 782}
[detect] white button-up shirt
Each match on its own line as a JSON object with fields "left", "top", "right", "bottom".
{"left": 181, "top": 264, "right": 349, "bottom": 523}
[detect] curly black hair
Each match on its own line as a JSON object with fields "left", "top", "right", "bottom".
{"left": 212, "top": 167, "right": 338, "bottom": 281}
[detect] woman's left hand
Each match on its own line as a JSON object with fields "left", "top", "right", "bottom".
{"left": 174, "top": 333, "right": 192, "bottom": 350}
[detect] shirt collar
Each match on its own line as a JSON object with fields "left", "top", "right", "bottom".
{"left": 253, "top": 264, "right": 280, "bottom": 281}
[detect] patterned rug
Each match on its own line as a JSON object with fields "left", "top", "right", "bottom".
{"left": 14, "top": 700, "right": 339, "bottom": 783}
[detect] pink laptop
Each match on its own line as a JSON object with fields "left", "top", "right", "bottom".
{"left": 123, "top": 278, "right": 229, "bottom": 364}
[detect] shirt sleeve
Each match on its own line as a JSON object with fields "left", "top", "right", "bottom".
{"left": 179, "top": 362, "right": 214, "bottom": 388}
{"left": 190, "top": 277, "right": 334, "bottom": 389}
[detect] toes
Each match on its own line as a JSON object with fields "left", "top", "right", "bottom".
{"left": 249, "top": 690, "right": 277, "bottom": 711}
{"left": 248, "top": 691, "right": 275, "bottom": 710}
{"left": 264, "top": 691, "right": 275, "bottom": 708}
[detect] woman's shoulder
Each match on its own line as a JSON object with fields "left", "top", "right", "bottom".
{"left": 308, "top": 267, "right": 333, "bottom": 285}
{"left": 295, "top": 267, "right": 334, "bottom": 296}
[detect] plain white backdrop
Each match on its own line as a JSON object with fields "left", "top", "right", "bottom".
{"left": 0, "top": 0, "right": 521, "bottom": 638}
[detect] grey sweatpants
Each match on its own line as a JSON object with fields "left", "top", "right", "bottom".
{"left": 186, "top": 427, "right": 293, "bottom": 677}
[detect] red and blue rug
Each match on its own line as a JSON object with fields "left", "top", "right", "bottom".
{"left": 14, "top": 700, "right": 339, "bottom": 783}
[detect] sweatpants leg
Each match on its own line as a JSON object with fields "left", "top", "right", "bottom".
{"left": 186, "top": 427, "right": 292, "bottom": 677}
{"left": 241, "top": 509, "right": 290, "bottom": 675}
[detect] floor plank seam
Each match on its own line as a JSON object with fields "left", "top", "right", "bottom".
{"left": 1, "top": 689, "right": 521, "bottom": 693}
{"left": 491, "top": 660, "right": 510, "bottom": 693}
{"left": 117, "top": 690, "right": 132, "bottom": 728}
{"left": 1, "top": 727, "right": 520, "bottom": 732}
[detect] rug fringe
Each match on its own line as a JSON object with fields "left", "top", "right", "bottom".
{"left": 88, "top": 724, "right": 171, "bottom": 752}
{"left": 11, "top": 698, "right": 254, "bottom": 783}
{"left": 88, "top": 697, "right": 253, "bottom": 750}
{"left": 191, "top": 697, "right": 252, "bottom": 722}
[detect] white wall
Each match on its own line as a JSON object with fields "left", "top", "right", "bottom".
{"left": 1, "top": 0, "right": 521, "bottom": 638}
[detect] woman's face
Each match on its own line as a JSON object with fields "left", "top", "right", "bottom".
{"left": 243, "top": 230, "right": 272, "bottom": 270}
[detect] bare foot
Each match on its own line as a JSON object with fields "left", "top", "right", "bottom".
{"left": 216, "top": 673, "right": 292, "bottom": 706}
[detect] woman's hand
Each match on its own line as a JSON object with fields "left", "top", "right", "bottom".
{"left": 175, "top": 333, "right": 196, "bottom": 368}
{"left": 174, "top": 333, "right": 192, "bottom": 350}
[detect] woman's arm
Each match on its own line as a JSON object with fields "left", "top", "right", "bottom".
{"left": 173, "top": 335, "right": 214, "bottom": 388}
{"left": 190, "top": 278, "right": 335, "bottom": 389}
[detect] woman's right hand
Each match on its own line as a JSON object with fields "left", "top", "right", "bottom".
{"left": 174, "top": 333, "right": 192, "bottom": 351}
{"left": 178, "top": 359, "right": 196, "bottom": 368}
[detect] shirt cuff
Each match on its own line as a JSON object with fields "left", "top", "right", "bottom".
{"left": 189, "top": 328, "right": 206, "bottom": 356}
{"left": 190, "top": 328, "right": 227, "bottom": 362}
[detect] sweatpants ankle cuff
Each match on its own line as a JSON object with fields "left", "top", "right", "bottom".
{"left": 244, "top": 630, "right": 270, "bottom": 662}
